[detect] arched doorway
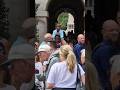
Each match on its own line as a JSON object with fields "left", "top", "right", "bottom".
{"left": 47, "top": 0, "right": 84, "bottom": 38}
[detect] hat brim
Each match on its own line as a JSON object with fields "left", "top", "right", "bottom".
{"left": 37, "top": 48, "right": 48, "bottom": 54}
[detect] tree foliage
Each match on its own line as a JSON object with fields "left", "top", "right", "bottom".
{"left": 57, "top": 12, "right": 69, "bottom": 30}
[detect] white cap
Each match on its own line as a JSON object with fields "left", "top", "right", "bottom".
{"left": 38, "top": 44, "right": 51, "bottom": 53}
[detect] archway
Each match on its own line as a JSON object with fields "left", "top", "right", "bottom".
{"left": 47, "top": 0, "right": 84, "bottom": 38}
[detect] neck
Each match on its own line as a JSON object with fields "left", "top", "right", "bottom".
{"left": 60, "top": 57, "right": 66, "bottom": 62}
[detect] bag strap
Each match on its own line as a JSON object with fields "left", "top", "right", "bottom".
{"left": 43, "top": 56, "right": 54, "bottom": 90}
{"left": 45, "top": 56, "right": 54, "bottom": 72}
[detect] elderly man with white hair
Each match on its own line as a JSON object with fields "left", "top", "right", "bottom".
{"left": 39, "top": 33, "right": 53, "bottom": 47}
{"left": 36, "top": 44, "right": 52, "bottom": 90}
{"left": 36, "top": 43, "right": 60, "bottom": 89}
{"left": 37, "top": 44, "right": 52, "bottom": 63}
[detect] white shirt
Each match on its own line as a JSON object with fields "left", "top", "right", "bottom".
{"left": 35, "top": 62, "right": 43, "bottom": 75}
{"left": 47, "top": 61, "right": 85, "bottom": 88}
{"left": 81, "top": 49, "right": 85, "bottom": 57}
{"left": 35, "top": 62, "right": 44, "bottom": 87}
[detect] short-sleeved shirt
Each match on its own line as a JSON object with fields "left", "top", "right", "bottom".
{"left": 52, "top": 29, "right": 64, "bottom": 39}
{"left": 47, "top": 61, "right": 85, "bottom": 88}
{"left": 81, "top": 49, "right": 85, "bottom": 57}
{"left": 35, "top": 62, "right": 43, "bottom": 75}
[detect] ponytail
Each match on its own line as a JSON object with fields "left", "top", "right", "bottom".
{"left": 60, "top": 45, "right": 76, "bottom": 73}
{"left": 66, "top": 50, "right": 76, "bottom": 73}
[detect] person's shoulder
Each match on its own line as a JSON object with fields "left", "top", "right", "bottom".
{"left": 74, "top": 43, "right": 79, "bottom": 46}
{"left": 110, "top": 54, "right": 120, "bottom": 64}
{"left": 61, "top": 29, "right": 64, "bottom": 31}
{"left": 93, "top": 42, "right": 109, "bottom": 51}
{"left": 51, "top": 55, "right": 59, "bottom": 60}
{"left": 54, "top": 61, "right": 65, "bottom": 65}
{"left": 50, "top": 55, "right": 59, "bottom": 64}
{"left": 4, "top": 84, "right": 16, "bottom": 90}
{"left": 50, "top": 62, "right": 60, "bottom": 69}
{"left": 74, "top": 43, "right": 82, "bottom": 48}
{"left": 81, "top": 49, "right": 85, "bottom": 53}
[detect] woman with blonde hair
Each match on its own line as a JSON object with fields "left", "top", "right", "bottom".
{"left": 47, "top": 45, "right": 85, "bottom": 90}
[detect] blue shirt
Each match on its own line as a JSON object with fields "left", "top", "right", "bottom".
{"left": 92, "top": 40, "right": 115, "bottom": 89}
{"left": 73, "top": 43, "right": 85, "bottom": 64}
{"left": 52, "top": 29, "right": 64, "bottom": 39}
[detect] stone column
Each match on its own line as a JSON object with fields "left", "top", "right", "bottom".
{"left": 4, "top": 0, "right": 29, "bottom": 42}
{"left": 36, "top": 11, "right": 48, "bottom": 43}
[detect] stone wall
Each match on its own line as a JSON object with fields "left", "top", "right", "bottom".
{"left": 36, "top": 0, "right": 49, "bottom": 43}
{"left": 4, "top": 0, "right": 29, "bottom": 43}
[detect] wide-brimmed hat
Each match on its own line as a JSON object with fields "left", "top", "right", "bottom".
{"left": 1, "top": 43, "right": 35, "bottom": 66}
{"left": 37, "top": 44, "right": 51, "bottom": 54}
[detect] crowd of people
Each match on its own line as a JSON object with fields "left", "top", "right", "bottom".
{"left": 35, "top": 23, "right": 85, "bottom": 90}
{"left": 86, "top": 12, "right": 120, "bottom": 90}
{"left": 0, "top": 11, "right": 120, "bottom": 90}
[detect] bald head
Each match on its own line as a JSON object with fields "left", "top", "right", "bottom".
{"left": 102, "top": 20, "right": 119, "bottom": 42}
{"left": 77, "top": 34, "right": 85, "bottom": 44}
